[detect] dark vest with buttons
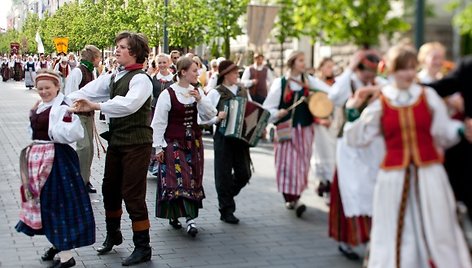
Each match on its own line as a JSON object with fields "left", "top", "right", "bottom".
{"left": 164, "top": 87, "right": 201, "bottom": 144}
{"left": 108, "top": 69, "right": 152, "bottom": 146}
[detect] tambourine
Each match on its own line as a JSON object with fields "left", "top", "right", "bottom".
{"left": 308, "top": 91, "right": 334, "bottom": 118}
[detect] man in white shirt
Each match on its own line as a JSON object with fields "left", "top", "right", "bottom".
{"left": 64, "top": 45, "right": 101, "bottom": 194}
{"left": 240, "top": 53, "right": 274, "bottom": 104}
{"left": 68, "top": 31, "right": 153, "bottom": 266}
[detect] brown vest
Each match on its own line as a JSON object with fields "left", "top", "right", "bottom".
{"left": 249, "top": 66, "right": 268, "bottom": 99}
{"left": 78, "top": 65, "right": 94, "bottom": 89}
{"left": 30, "top": 107, "right": 51, "bottom": 141}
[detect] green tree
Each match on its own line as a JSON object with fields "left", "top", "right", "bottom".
{"left": 206, "top": 0, "right": 250, "bottom": 59}
{"left": 165, "top": 0, "right": 209, "bottom": 49}
{"left": 451, "top": 3, "right": 472, "bottom": 37}
{"left": 138, "top": 0, "right": 165, "bottom": 50}
{"left": 274, "top": 0, "right": 300, "bottom": 71}
{"left": 0, "top": 29, "right": 20, "bottom": 54}
{"left": 295, "top": 0, "right": 410, "bottom": 48}
{"left": 41, "top": 2, "right": 82, "bottom": 52}
{"left": 21, "top": 13, "right": 42, "bottom": 54}
{"left": 447, "top": 1, "right": 472, "bottom": 54}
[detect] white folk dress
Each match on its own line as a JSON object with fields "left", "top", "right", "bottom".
{"left": 329, "top": 69, "right": 387, "bottom": 217}
{"left": 344, "top": 83, "right": 472, "bottom": 268}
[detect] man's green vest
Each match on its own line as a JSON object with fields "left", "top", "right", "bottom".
{"left": 108, "top": 69, "right": 152, "bottom": 146}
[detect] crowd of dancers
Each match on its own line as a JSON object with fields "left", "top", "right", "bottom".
{"left": 7, "top": 31, "right": 472, "bottom": 268}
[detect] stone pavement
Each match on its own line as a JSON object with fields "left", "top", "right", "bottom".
{"left": 0, "top": 81, "right": 360, "bottom": 268}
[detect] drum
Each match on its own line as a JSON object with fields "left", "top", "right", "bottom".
{"left": 219, "top": 97, "right": 270, "bottom": 147}
{"left": 308, "top": 91, "right": 334, "bottom": 118}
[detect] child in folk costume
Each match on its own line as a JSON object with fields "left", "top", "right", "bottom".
{"left": 344, "top": 44, "right": 472, "bottom": 268}
{"left": 151, "top": 57, "right": 216, "bottom": 237}
{"left": 263, "top": 51, "right": 331, "bottom": 217}
{"left": 15, "top": 70, "right": 95, "bottom": 268}
{"left": 206, "top": 60, "right": 253, "bottom": 224}
{"left": 24, "top": 56, "right": 36, "bottom": 89}
{"left": 311, "top": 57, "right": 340, "bottom": 200}
{"left": 151, "top": 54, "right": 174, "bottom": 116}
{"left": 54, "top": 56, "right": 71, "bottom": 93}
{"left": 327, "top": 50, "right": 387, "bottom": 260}
{"left": 148, "top": 54, "right": 175, "bottom": 176}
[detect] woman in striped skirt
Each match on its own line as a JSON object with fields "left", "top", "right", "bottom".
{"left": 263, "top": 51, "right": 331, "bottom": 217}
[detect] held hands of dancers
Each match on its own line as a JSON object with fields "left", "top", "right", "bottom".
{"left": 70, "top": 99, "right": 100, "bottom": 113}
{"left": 155, "top": 150, "right": 165, "bottom": 163}
{"left": 347, "top": 85, "right": 381, "bottom": 109}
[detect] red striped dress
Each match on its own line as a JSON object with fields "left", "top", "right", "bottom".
{"left": 275, "top": 124, "right": 314, "bottom": 196}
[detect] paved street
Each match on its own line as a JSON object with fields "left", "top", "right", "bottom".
{"left": 0, "top": 81, "right": 360, "bottom": 268}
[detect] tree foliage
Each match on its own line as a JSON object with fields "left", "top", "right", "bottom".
{"left": 21, "top": 13, "right": 41, "bottom": 53}
{"left": 1, "top": 0, "right": 250, "bottom": 58}
{"left": 206, "top": 0, "right": 250, "bottom": 59}
{"left": 273, "top": 0, "right": 299, "bottom": 45}
{"left": 450, "top": 2, "right": 472, "bottom": 37}
{"left": 273, "top": 0, "right": 300, "bottom": 71}
{"left": 165, "top": 0, "right": 209, "bottom": 49}
{"left": 294, "top": 0, "right": 410, "bottom": 48}
{"left": 0, "top": 29, "right": 20, "bottom": 54}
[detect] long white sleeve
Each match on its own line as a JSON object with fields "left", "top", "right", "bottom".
{"left": 151, "top": 90, "right": 171, "bottom": 149}
{"left": 68, "top": 71, "right": 153, "bottom": 118}
{"left": 240, "top": 67, "right": 254, "bottom": 87}
{"left": 206, "top": 73, "right": 218, "bottom": 92}
{"left": 344, "top": 99, "right": 383, "bottom": 147}
{"left": 99, "top": 73, "right": 152, "bottom": 118}
{"left": 329, "top": 69, "right": 354, "bottom": 106}
{"left": 425, "top": 87, "right": 463, "bottom": 149}
{"left": 196, "top": 88, "right": 218, "bottom": 121}
{"left": 308, "top": 75, "right": 331, "bottom": 93}
{"left": 48, "top": 93, "right": 84, "bottom": 144}
{"left": 263, "top": 78, "right": 283, "bottom": 123}
{"left": 67, "top": 72, "right": 113, "bottom": 103}
{"left": 64, "top": 68, "right": 82, "bottom": 96}
{"left": 53, "top": 63, "right": 60, "bottom": 72}
{"left": 199, "top": 89, "right": 221, "bottom": 125}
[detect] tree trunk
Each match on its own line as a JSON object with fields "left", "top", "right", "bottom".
{"left": 223, "top": 35, "right": 230, "bottom": 59}
{"left": 280, "top": 41, "right": 284, "bottom": 75}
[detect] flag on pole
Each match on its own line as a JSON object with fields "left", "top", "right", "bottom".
{"left": 35, "top": 31, "right": 45, "bottom": 54}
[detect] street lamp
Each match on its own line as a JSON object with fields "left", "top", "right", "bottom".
{"left": 415, "top": 0, "right": 425, "bottom": 50}
{"left": 163, "top": 0, "right": 169, "bottom": 54}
